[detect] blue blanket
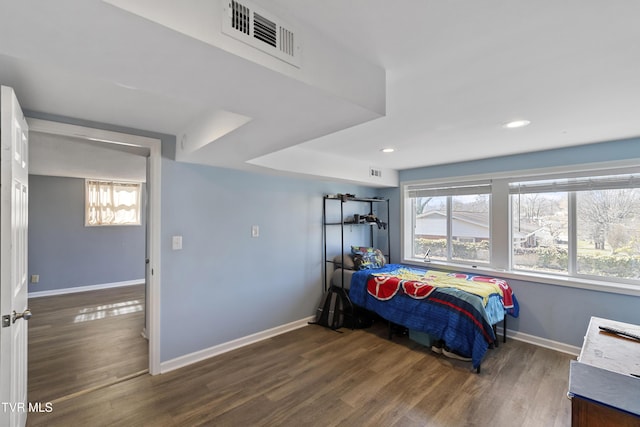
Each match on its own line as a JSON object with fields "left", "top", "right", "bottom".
{"left": 348, "top": 264, "right": 520, "bottom": 369}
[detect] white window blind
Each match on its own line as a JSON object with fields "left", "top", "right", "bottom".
{"left": 85, "top": 180, "right": 142, "bottom": 226}
{"left": 509, "top": 173, "right": 640, "bottom": 194}
{"left": 406, "top": 180, "right": 492, "bottom": 198}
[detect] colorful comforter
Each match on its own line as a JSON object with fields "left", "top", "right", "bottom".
{"left": 348, "top": 264, "right": 520, "bottom": 369}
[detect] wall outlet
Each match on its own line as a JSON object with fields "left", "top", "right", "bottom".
{"left": 172, "top": 235, "right": 183, "bottom": 250}
{"left": 31, "top": 274, "right": 40, "bottom": 284}
{"left": 251, "top": 225, "right": 259, "bottom": 238}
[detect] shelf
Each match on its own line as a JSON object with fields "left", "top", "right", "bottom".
{"left": 323, "top": 196, "right": 390, "bottom": 291}
{"left": 324, "top": 195, "right": 387, "bottom": 203}
{"left": 325, "top": 222, "right": 385, "bottom": 227}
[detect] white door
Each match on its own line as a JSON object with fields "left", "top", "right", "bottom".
{"left": 0, "top": 86, "right": 30, "bottom": 427}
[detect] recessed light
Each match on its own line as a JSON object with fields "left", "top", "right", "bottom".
{"left": 381, "top": 148, "right": 395, "bottom": 153}
{"left": 503, "top": 120, "right": 531, "bottom": 129}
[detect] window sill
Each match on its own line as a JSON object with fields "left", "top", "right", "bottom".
{"left": 401, "top": 259, "right": 640, "bottom": 298}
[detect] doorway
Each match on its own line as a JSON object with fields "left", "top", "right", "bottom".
{"left": 27, "top": 284, "right": 148, "bottom": 403}
{"left": 25, "top": 119, "right": 161, "bottom": 401}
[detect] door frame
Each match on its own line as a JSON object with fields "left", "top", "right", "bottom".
{"left": 26, "top": 118, "right": 162, "bottom": 375}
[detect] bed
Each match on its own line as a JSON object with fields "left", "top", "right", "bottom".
{"left": 331, "top": 254, "right": 519, "bottom": 371}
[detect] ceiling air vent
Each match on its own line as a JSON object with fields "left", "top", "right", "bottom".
{"left": 222, "top": 0, "right": 301, "bottom": 68}
{"left": 369, "top": 167, "right": 383, "bottom": 179}
{"left": 253, "top": 13, "right": 276, "bottom": 47}
{"left": 231, "top": 1, "right": 250, "bottom": 35}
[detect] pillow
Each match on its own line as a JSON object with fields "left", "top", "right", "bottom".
{"left": 351, "top": 246, "right": 386, "bottom": 270}
{"left": 333, "top": 254, "right": 356, "bottom": 270}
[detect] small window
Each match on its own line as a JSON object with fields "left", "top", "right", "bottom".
{"left": 405, "top": 181, "right": 491, "bottom": 265}
{"left": 511, "top": 190, "right": 568, "bottom": 274}
{"left": 85, "top": 180, "right": 142, "bottom": 226}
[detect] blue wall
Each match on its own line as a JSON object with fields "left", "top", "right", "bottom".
{"left": 388, "top": 137, "right": 640, "bottom": 347}
{"left": 400, "top": 137, "right": 640, "bottom": 182}
{"left": 160, "top": 160, "right": 374, "bottom": 360}
{"left": 28, "top": 175, "right": 145, "bottom": 292}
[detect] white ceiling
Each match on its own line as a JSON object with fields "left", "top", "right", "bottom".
{"left": 29, "top": 132, "right": 147, "bottom": 182}
{"left": 2, "top": 0, "right": 640, "bottom": 187}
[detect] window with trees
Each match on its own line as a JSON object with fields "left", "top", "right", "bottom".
{"left": 510, "top": 173, "right": 640, "bottom": 281}
{"left": 403, "top": 167, "right": 640, "bottom": 287}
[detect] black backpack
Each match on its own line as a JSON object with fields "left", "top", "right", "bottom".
{"left": 311, "top": 285, "right": 353, "bottom": 330}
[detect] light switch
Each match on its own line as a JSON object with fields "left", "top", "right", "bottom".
{"left": 251, "top": 225, "right": 259, "bottom": 238}
{"left": 172, "top": 235, "right": 183, "bottom": 250}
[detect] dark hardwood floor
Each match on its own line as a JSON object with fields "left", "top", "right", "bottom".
{"left": 27, "top": 318, "right": 573, "bottom": 426}
{"left": 27, "top": 284, "right": 148, "bottom": 404}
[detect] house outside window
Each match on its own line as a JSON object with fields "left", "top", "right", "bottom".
{"left": 510, "top": 173, "right": 640, "bottom": 281}
{"left": 405, "top": 181, "right": 491, "bottom": 265}
{"left": 402, "top": 165, "right": 640, "bottom": 289}
{"left": 85, "top": 179, "right": 142, "bottom": 226}
{"left": 511, "top": 191, "right": 568, "bottom": 274}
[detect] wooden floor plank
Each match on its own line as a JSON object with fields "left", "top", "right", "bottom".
{"left": 28, "top": 284, "right": 148, "bottom": 403}
{"left": 27, "top": 321, "right": 573, "bottom": 426}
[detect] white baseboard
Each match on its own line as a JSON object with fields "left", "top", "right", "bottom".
{"left": 28, "top": 279, "right": 145, "bottom": 298}
{"left": 160, "top": 316, "right": 315, "bottom": 374}
{"left": 158, "top": 319, "right": 581, "bottom": 375}
{"left": 159, "top": 319, "right": 581, "bottom": 375}
{"left": 497, "top": 327, "right": 581, "bottom": 356}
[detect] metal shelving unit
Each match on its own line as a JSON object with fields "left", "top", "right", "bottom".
{"left": 322, "top": 195, "right": 390, "bottom": 291}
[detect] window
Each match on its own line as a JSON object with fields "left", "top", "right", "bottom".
{"left": 511, "top": 190, "right": 568, "bottom": 274}
{"left": 85, "top": 180, "right": 142, "bottom": 226}
{"left": 404, "top": 181, "right": 491, "bottom": 265}
{"left": 402, "top": 165, "right": 640, "bottom": 288}
{"left": 510, "top": 173, "right": 640, "bottom": 281}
